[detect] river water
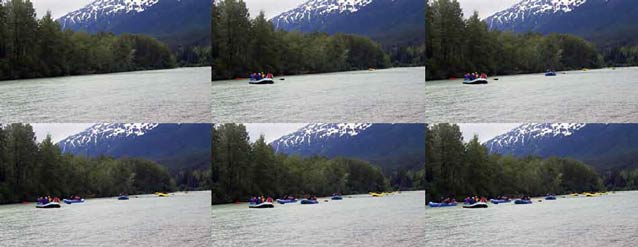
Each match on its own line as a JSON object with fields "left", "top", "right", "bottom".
{"left": 425, "top": 191, "right": 638, "bottom": 246}
{"left": 0, "top": 67, "right": 211, "bottom": 122}
{"left": 212, "top": 191, "right": 425, "bottom": 246}
{"left": 212, "top": 67, "right": 426, "bottom": 123}
{"left": 0, "top": 191, "right": 211, "bottom": 246}
{"left": 426, "top": 67, "right": 638, "bottom": 122}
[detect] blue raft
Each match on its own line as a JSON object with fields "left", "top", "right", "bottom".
{"left": 300, "top": 199, "right": 319, "bottom": 204}
{"left": 428, "top": 202, "right": 458, "bottom": 208}
{"left": 490, "top": 199, "right": 511, "bottom": 204}
{"left": 514, "top": 199, "right": 533, "bottom": 204}
{"left": 276, "top": 199, "right": 297, "bottom": 204}
{"left": 63, "top": 199, "right": 85, "bottom": 204}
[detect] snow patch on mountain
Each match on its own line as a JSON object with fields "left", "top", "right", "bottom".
{"left": 58, "top": 123, "right": 159, "bottom": 151}
{"left": 486, "top": 0, "right": 588, "bottom": 28}
{"left": 485, "top": 123, "right": 586, "bottom": 148}
{"left": 58, "top": 0, "right": 160, "bottom": 28}
{"left": 270, "top": 123, "right": 372, "bottom": 150}
{"left": 270, "top": 0, "right": 374, "bottom": 29}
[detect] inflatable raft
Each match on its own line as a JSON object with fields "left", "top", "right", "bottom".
{"left": 118, "top": 196, "right": 129, "bottom": 200}
{"left": 428, "top": 202, "right": 458, "bottom": 208}
{"left": 463, "top": 202, "right": 488, "bottom": 208}
{"left": 63, "top": 199, "right": 85, "bottom": 204}
{"left": 514, "top": 199, "right": 533, "bottom": 204}
{"left": 544, "top": 196, "right": 557, "bottom": 200}
{"left": 249, "top": 202, "right": 274, "bottom": 208}
{"left": 36, "top": 202, "right": 61, "bottom": 208}
{"left": 249, "top": 78, "right": 274, "bottom": 85}
{"left": 276, "top": 199, "right": 297, "bottom": 204}
{"left": 463, "top": 78, "right": 488, "bottom": 85}
{"left": 490, "top": 199, "right": 511, "bottom": 204}
{"left": 545, "top": 71, "right": 557, "bottom": 76}
{"left": 300, "top": 199, "right": 319, "bottom": 204}
{"left": 331, "top": 196, "right": 343, "bottom": 200}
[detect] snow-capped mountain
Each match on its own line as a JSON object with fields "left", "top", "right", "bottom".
{"left": 486, "top": 0, "right": 587, "bottom": 31}
{"left": 270, "top": 123, "right": 425, "bottom": 172}
{"left": 57, "top": 0, "right": 210, "bottom": 45}
{"left": 485, "top": 0, "right": 638, "bottom": 38}
{"left": 485, "top": 123, "right": 638, "bottom": 170}
{"left": 58, "top": 0, "right": 160, "bottom": 31}
{"left": 272, "top": 0, "right": 373, "bottom": 29}
{"left": 270, "top": 0, "right": 425, "bottom": 46}
{"left": 58, "top": 123, "right": 212, "bottom": 170}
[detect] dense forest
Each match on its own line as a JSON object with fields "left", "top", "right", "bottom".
{"left": 0, "top": 0, "right": 209, "bottom": 81}
{"left": 0, "top": 124, "right": 209, "bottom": 205}
{"left": 426, "top": 0, "right": 603, "bottom": 80}
{"left": 425, "top": 123, "right": 607, "bottom": 202}
{"left": 211, "top": 124, "right": 425, "bottom": 204}
{"left": 212, "top": 0, "right": 410, "bottom": 81}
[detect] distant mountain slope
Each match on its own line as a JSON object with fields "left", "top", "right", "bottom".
{"left": 270, "top": 123, "right": 425, "bottom": 172}
{"left": 486, "top": 0, "right": 638, "bottom": 43}
{"left": 58, "top": 123, "right": 212, "bottom": 171}
{"left": 270, "top": 0, "right": 425, "bottom": 46}
{"left": 485, "top": 123, "right": 638, "bottom": 170}
{"left": 58, "top": 0, "right": 210, "bottom": 46}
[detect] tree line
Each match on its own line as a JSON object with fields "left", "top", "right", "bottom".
{"left": 425, "top": 124, "right": 605, "bottom": 202}
{"left": 0, "top": 123, "right": 206, "bottom": 205}
{"left": 212, "top": 123, "right": 421, "bottom": 204}
{"left": 212, "top": 0, "right": 394, "bottom": 81}
{"left": 426, "top": 0, "right": 603, "bottom": 80}
{"left": 0, "top": 0, "right": 209, "bottom": 81}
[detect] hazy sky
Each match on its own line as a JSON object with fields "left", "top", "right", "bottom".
{"left": 30, "top": 123, "right": 93, "bottom": 143}
{"left": 244, "top": 123, "right": 307, "bottom": 143}
{"left": 242, "top": 0, "right": 304, "bottom": 19}
{"left": 30, "top": 0, "right": 92, "bottom": 19}
{"left": 458, "top": 123, "right": 520, "bottom": 143}
{"left": 457, "top": 0, "right": 520, "bottom": 19}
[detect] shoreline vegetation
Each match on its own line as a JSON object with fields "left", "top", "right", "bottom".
{"left": 0, "top": 124, "right": 210, "bottom": 205}
{"left": 211, "top": 124, "right": 425, "bottom": 205}
{"left": 425, "top": 0, "right": 633, "bottom": 81}
{"left": 212, "top": 0, "right": 425, "bottom": 81}
{"left": 426, "top": 124, "right": 638, "bottom": 202}
{"left": 0, "top": 0, "right": 210, "bottom": 81}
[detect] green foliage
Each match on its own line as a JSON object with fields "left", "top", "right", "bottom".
{"left": 212, "top": 123, "right": 395, "bottom": 204}
{"left": 0, "top": 0, "right": 179, "bottom": 80}
{"left": 212, "top": 0, "right": 392, "bottom": 80}
{"left": 0, "top": 124, "right": 178, "bottom": 204}
{"left": 426, "top": 0, "right": 603, "bottom": 80}
{"left": 426, "top": 123, "right": 605, "bottom": 202}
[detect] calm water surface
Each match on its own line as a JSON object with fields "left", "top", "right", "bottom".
{"left": 212, "top": 191, "right": 425, "bottom": 246}
{"left": 426, "top": 67, "right": 638, "bottom": 122}
{"left": 0, "top": 191, "right": 211, "bottom": 246}
{"left": 426, "top": 191, "right": 638, "bottom": 246}
{"left": 0, "top": 67, "right": 211, "bottom": 122}
{"left": 212, "top": 67, "right": 426, "bottom": 122}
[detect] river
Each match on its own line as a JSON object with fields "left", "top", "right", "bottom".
{"left": 212, "top": 191, "right": 425, "bottom": 246}
{"left": 0, "top": 67, "right": 211, "bottom": 122}
{"left": 0, "top": 191, "right": 211, "bottom": 246}
{"left": 212, "top": 67, "right": 426, "bottom": 123}
{"left": 425, "top": 67, "right": 638, "bottom": 122}
{"left": 425, "top": 191, "right": 638, "bottom": 246}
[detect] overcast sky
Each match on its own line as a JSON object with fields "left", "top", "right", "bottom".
{"left": 30, "top": 123, "right": 93, "bottom": 143}
{"left": 458, "top": 123, "right": 520, "bottom": 143}
{"left": 457, "top": 0, "right": 519, "bottom": 19}
{"left": 30, "top": 0, "right": 92, "bottom": 19}
{"left": 244, "top": 123, "right": 307, "bottom": 143}
{"left": 241, "top": 0, "right": 304, "bottom": 19}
